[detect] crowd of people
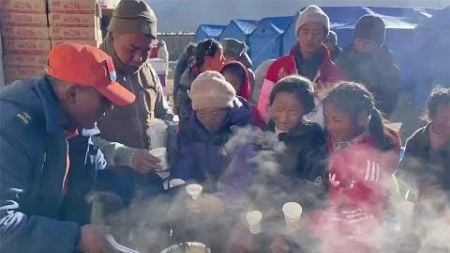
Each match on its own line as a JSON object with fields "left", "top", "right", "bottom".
{"left": 0, "top": 0, "right": 449, "bottom": 253}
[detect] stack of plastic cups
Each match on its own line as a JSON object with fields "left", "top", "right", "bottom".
{"left": 282, "top": 202, "right": 303, "bottom": 234}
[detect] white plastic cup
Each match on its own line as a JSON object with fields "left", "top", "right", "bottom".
{"left": 245, "top": 210, "right": 263, "bottom": 234}
{"left": 282, "top": 202, "right": 303, "bottom": 233}
{"left": 149, "top": 147, "right": 167, "bottom": 171}
{"left": 147, "top": 119, "right": 168, "bottom": 149}
{"left": 398, "top": 200, "right": 415, "bottom": 228}
{"left": 186, "top": 184, "right": 203, "bottom": 200}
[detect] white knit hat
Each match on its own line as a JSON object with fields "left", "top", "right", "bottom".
{"left": 190, "top": 71, "right": 237, "bottom": 110}
{"left": 295, "top": 5, "right": 330, "bottom": 35}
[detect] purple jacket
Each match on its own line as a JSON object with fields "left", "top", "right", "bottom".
{"left": 171, "top": 97, "right": 256, "bottom": 193}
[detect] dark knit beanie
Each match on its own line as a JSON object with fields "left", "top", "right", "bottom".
{"left": 354, "top": 15, "right": 385, "bottom": 45}
{"left": 108, "top": 0, "right": 157, "bottom": 38}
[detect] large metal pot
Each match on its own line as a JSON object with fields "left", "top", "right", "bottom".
{"left": 159, "top": 242, "right": 211, "bottom": 253}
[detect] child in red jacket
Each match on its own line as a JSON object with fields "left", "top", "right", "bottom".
{"left": 221, "top": 61, "right": 266, "bottom": 128}
{"left": 312, "top": 81, "right": 401, "bottom": 253}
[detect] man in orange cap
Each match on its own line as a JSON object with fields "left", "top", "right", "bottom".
{"left": 0, "top": 43, "right": 135, "bottom": 253}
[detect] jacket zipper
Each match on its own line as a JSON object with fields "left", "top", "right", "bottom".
{"left": 126, "top": 76, "right": 146, "bottom": 148}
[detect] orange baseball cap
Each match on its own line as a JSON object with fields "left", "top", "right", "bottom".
{"left": 47, "top": 43, "right": 135, "bottom": 106}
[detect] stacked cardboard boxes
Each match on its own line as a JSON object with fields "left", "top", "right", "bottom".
{"left": 48, "top": 0, "right": 102, "bottom": 48}
{"left": 0, "top": 34, "right": 4, "bottom": 86}
{"left": 0, "top": 0, "right": 50, "bottom": 84}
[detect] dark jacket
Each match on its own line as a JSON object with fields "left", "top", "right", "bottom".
{"left": 171, "top": 97, "right": 256, "bottom": 193}
{"left": 336, "top": 45, "right": 401, "bottom": 116}
{"left": 400, "top": 124, "right": 450, "bottom": 197}
{"left": 174, "top": 65, "right": 198, "bottom": 126}
{"left": 59, "top": 131, "right": 107, "bottom": 225}
{"left": 0, "top": 78, "right": 80, "bottom": 253}
{"left": 268, "top": 121, "right": 328, "bottom": 182}
{"left": 254, "top": 121, "right": 328, "bottom": 213}
{"left": 173, "top": 54, "right": 192, "bottom": 114}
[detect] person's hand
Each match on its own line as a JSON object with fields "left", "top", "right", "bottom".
{"left": 271, "top": 235, "right": 290, "bottom": 253}
{"left": 78, "top": 224, "right": 111, "bottom": 253}
{"left": 132, "top": 149, "right": 162, "bottom": 173}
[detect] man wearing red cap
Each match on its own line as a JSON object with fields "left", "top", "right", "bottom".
{"left": 0, "top": 43, "right": 135, "bottom": 253}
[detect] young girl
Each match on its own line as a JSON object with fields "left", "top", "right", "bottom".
{"left": 175, "top": 39, "right": 225, "bottom": 126}
{"left": 313, "top": 82, "right": 401, "bottom": 253}
{"left": 265, "top": 75, "right": 328, "bottom": 253}
{"left": 267, "top": 75, "right": 327, "bottom": 184}
{"left": 400, "top": 86, "right": 450, "bottom": 223}
{"left": 220, "top": 61, "right": 266, "bottom": 128}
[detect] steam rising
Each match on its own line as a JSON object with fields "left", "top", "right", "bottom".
{"left": 93, "top": 126, "right": 450, "bottom": 253}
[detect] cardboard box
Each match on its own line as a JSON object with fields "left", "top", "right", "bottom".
{"left": 1, "top": 26, "right": 49, "bottom": 39}
{"left": 0, "top": 0, "right": 47, "bottom": 14}
{"left": 0, "top": 35, "right": 4, "bottom": 86}
{"left": 4, "top": 39, "right": 51, "bottom": 54}
{"left": 49, "top": 13, "right": 97, "bottom": 27}
{"left": 49, "top": 26, "right": 97, "bottom": 40}
{"left": 0, "top": 12, "right": 48, "bottom": 27}
{"left": 4, "top": 54, "right": 48, "bottom": 67}
{"left": 98, "top": 0, "right": 119, "bottom": 9}
{"left": 48, "top": 0, "right": 97, "bottom": 14}
{"left": 4, "top": 66, "right": 46, "bottom": 84}
{"left": 51, "top": 39, "right": 101, "bottom": 48}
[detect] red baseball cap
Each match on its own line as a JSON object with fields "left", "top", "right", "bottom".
{"left": 47, "top": 43, "right": 135, "bottom": 106}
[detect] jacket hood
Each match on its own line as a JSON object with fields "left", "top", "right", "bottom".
{"left": 220, "top": 60, "right": 251, "bottom": 100}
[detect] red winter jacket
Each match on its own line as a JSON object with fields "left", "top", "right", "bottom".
{"left": 257, "top": 45, "right": 343, "bottom": 121}
{"left": 312, "top": 130, "right": 401, "bottom": 253}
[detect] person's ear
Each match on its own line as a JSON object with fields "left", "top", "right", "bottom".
{"left": 66, "top": 85, "right": 78, "bottom": 104}
{"left": 357, "top": 111, "right": 370, "bottom": 128}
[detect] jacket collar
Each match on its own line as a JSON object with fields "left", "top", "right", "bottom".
{"left": 266, "top": 120, "right": 316, "bottom": 138}
{"left": 185, "top": 97, "right": 252, "bottom": 143}
{"left": 289, "top": 44, "right": 332, "bottom": 64}
{"left": 421, "top": 123, "right": 450, "bottom": 153}
{"left": 35, "top": 77, "right": 71, "bottom": 139}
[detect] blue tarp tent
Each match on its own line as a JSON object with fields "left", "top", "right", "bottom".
{"left": 194, "top": 24, "right": 226, "bottom": 42}
{"left": 368, "top": 7, "right": 432, "bottom": 23}
{"left": 407, "top": 6, "right": 450, "bottom": 105}
{"left": 280, "top": 12, "right": 299, "bottom": 56}
{"left": 218, "top": 19, "right": 259, "bottom": 43}
{"left": 248, "top": 16, "right": 294, "bottom": 69}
